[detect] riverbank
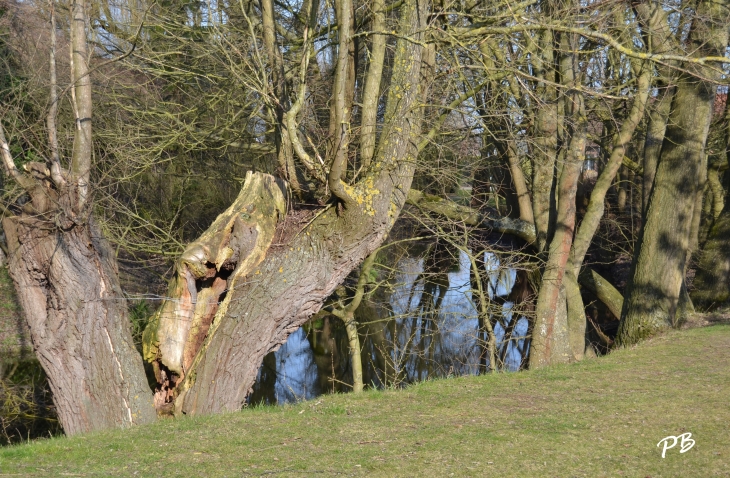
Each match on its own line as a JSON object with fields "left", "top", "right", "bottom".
{"left": 1, "top": 324, "right": 729, "bottom": 477}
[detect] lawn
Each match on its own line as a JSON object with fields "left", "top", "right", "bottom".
{"left": 1, "top": 325, "right": 729, "bottom": 477}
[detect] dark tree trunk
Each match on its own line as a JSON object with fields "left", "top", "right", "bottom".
{"left": 692, "top": 204, "right": 730, "bottom": 308}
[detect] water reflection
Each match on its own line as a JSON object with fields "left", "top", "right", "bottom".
{"left": 250, "top": 244, "right": 530, "bottom": 406}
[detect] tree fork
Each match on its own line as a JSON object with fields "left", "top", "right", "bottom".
{"left": 143, "top": 0, "right": 428, "bottom": 415}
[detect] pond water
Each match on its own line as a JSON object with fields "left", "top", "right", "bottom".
{"left": 249, "top": 246, "right": 528, "bottom": 406}
{"left": 0, "top": 242, "right": 529, "bottom": 442}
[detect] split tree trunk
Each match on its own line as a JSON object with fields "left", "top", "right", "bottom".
{"left": 529, "top": 27, "right": 586, "bottom": 369}
{"left": 143, "top": 0, "right": 427, "bottom": 415}
{"left": 529, "top": 121, "right": 585, "bottom": 367}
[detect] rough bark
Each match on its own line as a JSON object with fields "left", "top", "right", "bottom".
{"left": 144, "top": 0, "right": 427, "bottom": 415}
{"left": 692, "top": 205, "right": 730, "bottom": 308}
{"left": 3, "top": 215, "right": 156, "bottom": 434}
{"left": 142, "top": 172, "right": 288, "bottom": 411}
{"left": 0, "top": 0, "right": 156, "bottom": 435}
{"left": 617, "top": 0, "right": 729, "bottom": 346}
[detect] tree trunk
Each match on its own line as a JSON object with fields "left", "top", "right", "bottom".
{"left": 144, "top": 0, "right": 427, "bottom": 415}
{"left": 634, "top": 2, "right": 676, "bottom": 217}
{"left": 617, "top": 0, "right": 729, "bottom": 346}
{"left": 529, "top": 104, "right": 585, "bottom": 368}
{"left": 578, "top": 268, "right": 623, "bottom": 320}
{"left": 564, "top": 272, "right": 586, "bottom": 361}
{"left": 0, "top": 0, "right": 157, "bottom": 435}
{"left": 531, "top": 27, "right": 558, "bottom": 252}
{"left": 529, "top": 28, "right": 586, "bottom": 369}
{"left": 642, "top": 89, "right": 674, "bottom": 216}
{"left": 568, "top": 58, "right": 651, "bottom": 276}
{"left": 692, "top": 204, "right": 730, "bottom": 308}
{"left": 3, "top": 214, "right": 156, "bottom": 435}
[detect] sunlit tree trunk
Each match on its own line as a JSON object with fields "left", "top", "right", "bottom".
{"left": 0, "top": 0, "right": 156, "bottom": 435}
{"left": 143, "top": 0, "right": 429, "bottom": 415}
{"left": 617, "top": 0, "right": 729, "bottom": 345}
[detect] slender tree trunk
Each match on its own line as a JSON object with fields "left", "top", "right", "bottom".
{"left": 531, "top": 27, "right": 558, "bottom": 252}
{"left": 332, "top": 251, "right": 377, "bottom": 393}
{"left": 569, "top": 61, "right": 651, "bottom": 273}
{"left": 359, "top": 0, "right": 386, "bottom": 170}
{"left": 634, "top": 2, "right": 676, "bottom": 217}
{"left": 617, "top": 0, "right": 729, "bottom": 346}
{"left": 642, "top": 90, "right": 674, "bottom": 216}
{"left": 577, "top": 268, "right": 624, "bottom": 320}
{"left": 617, "top": 166, "right": 628, "bottom": 212}
{"left": 505, "top": 142, "right": 534, "bottom": 224}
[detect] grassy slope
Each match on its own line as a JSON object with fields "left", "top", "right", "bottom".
{"left": 1, "top": 326, "right": 729, "bottom": 477}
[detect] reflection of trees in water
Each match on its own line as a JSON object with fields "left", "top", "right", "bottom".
{"left": 249, "top": 328, "right": 321, "bottom": 405}
{"left": 252, "top": 241, "right": 533, "bottom": 404}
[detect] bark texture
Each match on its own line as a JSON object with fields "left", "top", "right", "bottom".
{"left": 617, "top": 0, "right": 729, "bottom": 346}
{"left": 143, "top": 172, "right": 288, "bottom": 412}
{"left": 3, "top": 215, "right": 156, "bottom": 434}
{"left": 692, "top": 205, "right": 730, "bottom": 308}
{"left": 0, "top": 0, "right": 156, "bottom": 435}
{"left": 143, "top": 0, "right": 427, "bottom": 415}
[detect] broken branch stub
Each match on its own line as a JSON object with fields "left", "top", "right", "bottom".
{"left": 143, "top": 172, "right": 287, "bottom": 412}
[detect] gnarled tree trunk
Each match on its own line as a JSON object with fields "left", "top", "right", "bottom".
{"left": 3, "top": 212, "right": 156, "bottom": 434}
{"left": 0, "top": 0, "right": 156, "bottom": 435}
{"left": 143, "top": 0, "right": 428, "bottom": 415}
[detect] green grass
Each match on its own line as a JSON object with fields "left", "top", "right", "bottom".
{"left": 2, "top": 326, "right": 729, "bottom": 477}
